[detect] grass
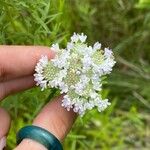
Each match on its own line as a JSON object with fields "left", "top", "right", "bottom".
{"left": 0, "top": 0, "right": 150, "bottom": 149}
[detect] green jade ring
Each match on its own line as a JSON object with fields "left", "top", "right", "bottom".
{"left": 17, "top": 125, "right": 63, "bottom": 150}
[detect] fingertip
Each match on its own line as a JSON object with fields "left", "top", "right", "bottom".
{"left": 0, "top": 108, "right": 11, "bottom": 138}
{"left": 32, "top": 46, "right": 55, "bottom": 61}
{"left": 33, "top": 95, "right": 77, "bottom": 141}
{"left": 0, "top": 45, "right": 56, "bottom": 81}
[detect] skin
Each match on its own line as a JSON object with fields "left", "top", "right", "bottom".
{"left": 0, "top": 46, "right": 77, "bottom": 150}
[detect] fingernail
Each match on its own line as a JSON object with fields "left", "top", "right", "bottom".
{"left": 0, "top": 136, "right": 6, "bottom": 150}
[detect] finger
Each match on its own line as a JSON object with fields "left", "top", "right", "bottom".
{"left": 0, "top": 108, "right": 11, "bottom": 150}
{"left": 0, "top": 46, "right": 55, "bottom": 82}
{"left": 0, "top": 76, "right": 35, "bottom": 100}
{"left": 33, "top": 95, "right": 77, "bottom": 141}
{"left": 15, "top": 95, "right": 77, "bottom": 150}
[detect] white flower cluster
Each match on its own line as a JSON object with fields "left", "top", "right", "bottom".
{"left": 34, "top": 33, "right": 116, "bottom": 116}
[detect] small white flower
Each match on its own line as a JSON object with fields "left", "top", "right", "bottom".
{"left": 104, "top": 48, "right": 113, "bottom": 58}
{"left": 93, "top": 42, "right": 101, "bottom": 51}
{"left": 86, "top": 46, "right": 94, "bottom": 56}
{"left": 40, "top": 80, "right": 47, "bottom": 91}
{"left": 39, "top": 55, "right": 48, "bottom": 64}
{"left": 62, "top": 95, "right": 73, "bottom": 111}
{"left": 74, "top": 82, "right": 84, "bottom": 95}
{"left": 51, "top": 43, "right": 60, "bottom": 52}
{"left": 71, "top": 33, "right": 79, "bottom": 43}
{"left": 80, "top": 74, "right": 90, "bottom": 85}
{"left": 67, "top": 42, "right": 74, "bottom": 50}
{"left": 48, "top": 78, "right": 58, "bottom": 88}
{"left": 91, "top": 74, "right": 101, "bottom": 90}
{"left": 74, "top": 74, "right": 90, "bottom": 95}
{"left": 90, "top": 91, "right": 98, "bottom": 99}
{"left": 34, "top": 74, "right": 44, "bottom": 85}
{"left": 99, "top": 58, "right": 116, "bottom": 75}
{"left": 51, "top": 50, "right": 70, "bottom": 69}
{"left": 34, "top": 56, "right": 49, "bottom": 90}
{"left": 97, "top": 99, "right": 111, "bottom": 112}
{"left": 59, "top": 82, "right": 68, "bottom": 93}
{"left": 79, "top": 33, "right": 87, "bottom": 43}
{"left": 82, "top": 55, "right": 93, "bottom": 71}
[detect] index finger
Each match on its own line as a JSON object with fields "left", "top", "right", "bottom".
{"left": 0, "top": 46, "right": 55, "bottom": 81}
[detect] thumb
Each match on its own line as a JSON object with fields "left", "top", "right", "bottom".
{"left": 15, "top": 95, "right": 77, "bottom": 150}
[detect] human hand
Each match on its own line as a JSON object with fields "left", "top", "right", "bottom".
{"left": 0, "top": 46, "right": 77, "bottom": 150}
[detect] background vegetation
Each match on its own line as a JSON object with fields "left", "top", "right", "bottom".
{"left": 0, "top": 0, "right": 150, "bottom": 149}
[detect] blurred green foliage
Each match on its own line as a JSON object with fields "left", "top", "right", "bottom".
{"left": 0, "top": 0, "right": 150, "bottom": 149}
{"left": 136, "top": 0, "right": 150, "bottom": 8}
